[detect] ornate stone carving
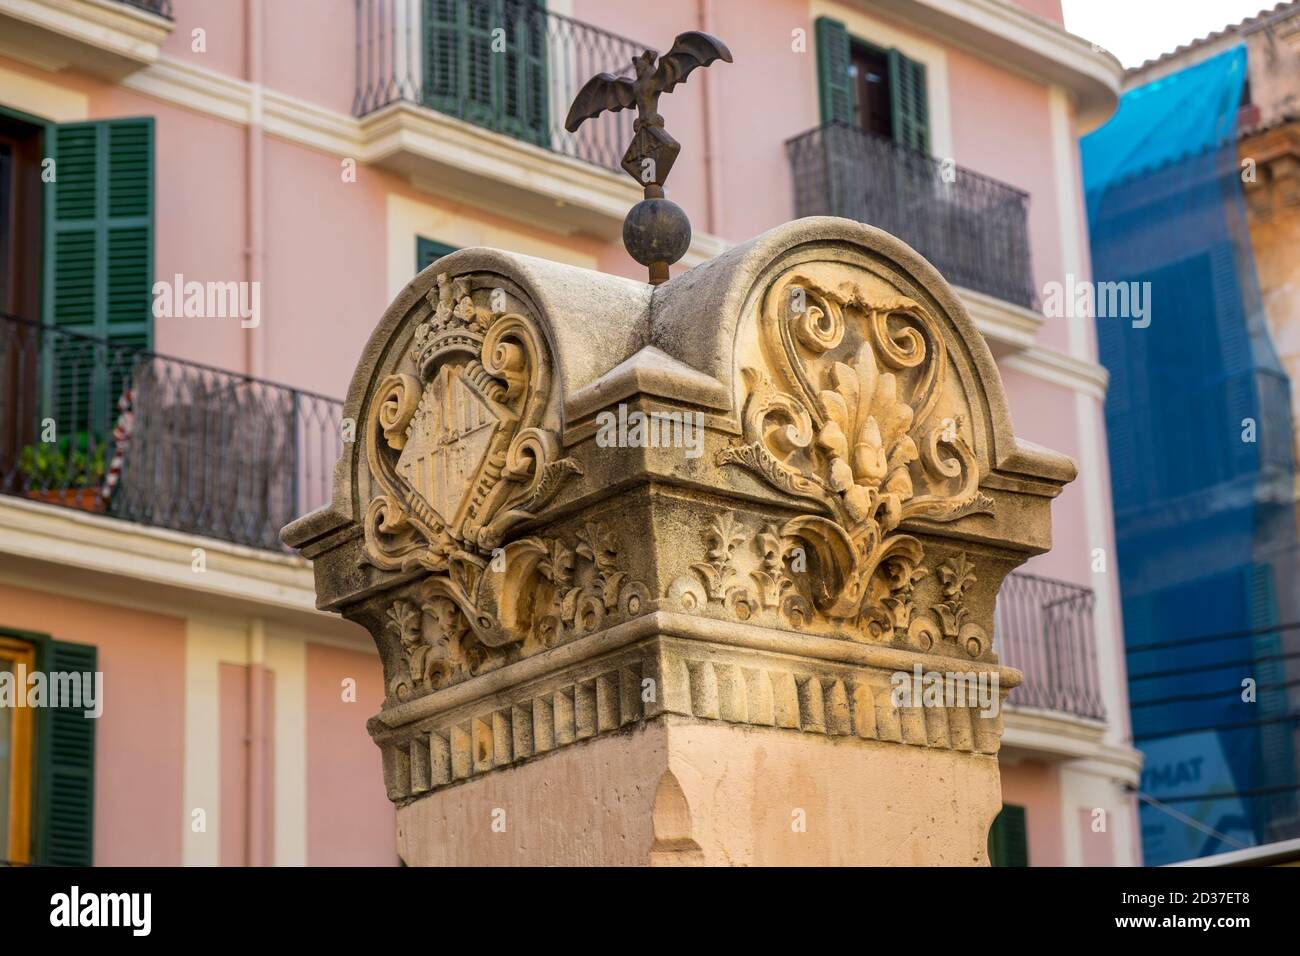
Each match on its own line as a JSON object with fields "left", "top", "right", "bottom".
{"left": 373, "top": 633, "right": 1005, "bottom": 803}
{"left": 286, "top": 220, "right": 1078, "bottom": 861}
{"left": 718, "top": 271, "right": 993, "bottom": 637}
{"left": 362, "top": 273, "right": 606, "bottom": 674}
{"left": 363, "top": 272, "right": 582, "bottom": 573}
{"left": 931, "top": 552, "right": 987, "bottom": 657}
{"left": 667, "top": 512, "right": 811, "bottom": 626}
{"left": 383, "top": 521, "right": 650, "bottom": 702}
{"left": 526, "top": 521, "right": 652, "bottom": 654}
{"left": 385, "top": 597, "right": 482, "bottom": 702}
{"left": 376, "top": 652, "right": 650, "bottom": 801}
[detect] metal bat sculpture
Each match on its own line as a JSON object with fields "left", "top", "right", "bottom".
{"left": 565, "top": 30, "right": 732, "bottom": 284}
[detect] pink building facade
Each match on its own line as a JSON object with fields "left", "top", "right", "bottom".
{"left": 0, "top": 0, "right": 1138, "bottom": 865}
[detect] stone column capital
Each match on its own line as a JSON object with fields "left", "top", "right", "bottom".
{"left": 285, "top": 216, "right": 1074, "bottom": 865}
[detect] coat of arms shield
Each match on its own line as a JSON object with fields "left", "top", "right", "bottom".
{"left": 395, "top": 365, "right": 500, "bottom": 527}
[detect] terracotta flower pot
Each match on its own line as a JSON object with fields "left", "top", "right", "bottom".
{"left": 25, "top": 488, "right": 107, "bottom": 513}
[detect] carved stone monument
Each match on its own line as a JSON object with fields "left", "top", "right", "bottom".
{"left": 283, "top": 217, "right": 1075, "bottom": 865}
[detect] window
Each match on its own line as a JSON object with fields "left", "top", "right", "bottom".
{"left": 0, "top": 635, "right": 36, "bottom": 864}
{"left": 850, "top": 43, "right": 892, "bottom": 139}
{"left": 0, "top": 110, "right": 47, "bottom": 499}
{"left": 815, "top": 17, "right": 930, "bottom": 154}
{"left": 417, "top": 236, "right": 457, "bottom": 275}
{"left": 0, "top": 109, "right": 44, "bottom": 320}
{"left": 0, "top": 629, "right": 96, "bottom": 866}
{"left": 988, "top": 803, "right": 1029, "bottom": 866}
{"left": 424, "top": 0, "right": 549, "bottom": 147}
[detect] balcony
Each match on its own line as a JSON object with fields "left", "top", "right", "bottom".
{"left": 786, "top": 123, "right": 1039, "bottom": 333}
{"left": 0, "top": 314, "right": 341, "bottom": 552}
{"left": 996, "top": 571, "right": 1105, "bottom": 722}
{"left": 0, "top": 0, "right": 173, "bottom": 79}
{"left": 353, "top": 0, "right": 647, "bottom": 240}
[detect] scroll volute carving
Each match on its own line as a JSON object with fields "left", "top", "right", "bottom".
{"left": 359, "top": 273, "right": 575, "bottom": 693}
{"left": 362, "top": 273, "right": 580, "bottom": 574}
{"left": 719, "top": 266, "right": 994, "bottom": 651}
{"left": 358, "top": 273, "right": 651, "bottom": 704}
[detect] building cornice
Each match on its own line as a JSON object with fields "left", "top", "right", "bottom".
{"left": 1000, "top": 341, "right": 1110, "bottom": 400}
{"left": 0, "top": 0, "right": 171, "bottom": 78}
{"left": 866, "top": 0, "right": 1124, "bottom": 133}
{"left": 0, "top": 494, "right": 329, "bottom": 620}
{"left": 1003, "top": 708, "right": 1143, "bottom": 784}
{"left": 955, "top": 285, "right": 1043, "bottom": 356}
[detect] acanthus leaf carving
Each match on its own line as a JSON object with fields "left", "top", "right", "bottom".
{"left": 717, "top": 270, "right": 994, "bottom": 637}
{"left": 386, "top": 597, "right": 479, "bottom": 702}
{"left": 383, "top": 519, "right": 651, "bottom": 703}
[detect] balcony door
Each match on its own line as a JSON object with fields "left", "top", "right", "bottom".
{"left": 815, "top": 17, "right": 930, "bottom": 154}
{"left": 0, "top": 110, "right": 45, "bottom": 498}
{"left": 424, "top": 0, "right": 550, "bottom": 148}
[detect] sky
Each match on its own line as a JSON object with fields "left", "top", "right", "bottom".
{"left": 1061, "top": 0, "right": 1281, "bottom": 67}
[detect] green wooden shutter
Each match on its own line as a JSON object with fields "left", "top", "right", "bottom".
{"left": 463, "top": 0, "right": 498, "bottom": 127}
{"left": 500, "top": 0, "right": 549, "bottom": 146}
{"left": 888, "top": 48, "right": 930, "bottom": 153}
{"left": 416, "top": 237, "right": 457, "bottom": 274}
{"left": 424, "top": 0, "right": 464, "bottom": 113}
{"left": 425, "top": 0, "right": 548, "bottom": 146}
{"left": 988, "top": 804, "right": 1028, "bottom": 867}
{"left": 34, "top": 639, "right": 97, "bottom": 866}
{"left": 815, "top": 17, "right": 854, "bottom": 126}
{"left": 43, "top": 118, "right": 153, "bottom": 442}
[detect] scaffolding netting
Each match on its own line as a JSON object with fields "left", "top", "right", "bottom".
{"left": 1082, "top": 44, "right": 1300, "bottom": 865}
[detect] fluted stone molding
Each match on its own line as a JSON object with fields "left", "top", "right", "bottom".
{"left": 284, "top": 217, "right": 1075, "bottom": 866}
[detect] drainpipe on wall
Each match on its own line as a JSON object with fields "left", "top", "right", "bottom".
{"left": 246, "top": 619, "right": 269, "bottom": 867}
{"left": 245, "top": 0, "right": 265, "bottom": 380}
{"left": 698, "top": 0, "right": 723, "bottom": 238}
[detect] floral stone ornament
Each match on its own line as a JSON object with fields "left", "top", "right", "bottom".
{"left": 697, "top": 270, "right": 996, "bottom": 655}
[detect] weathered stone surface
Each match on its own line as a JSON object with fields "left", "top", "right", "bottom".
{"left": 284, "top": 216, "right": 1074, "bottom": 865}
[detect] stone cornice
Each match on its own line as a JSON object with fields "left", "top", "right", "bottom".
{"left": 0, "top": 0, "right": 171, "bottom": 78}
{"left": 0, "top": 494, "right": 323, "bottom": 618}
{"left": 371, "top": 611, "right": 1020, "bottom": 801}
{"left": 373, "top": 609, "right": 1023, "bottom": 732}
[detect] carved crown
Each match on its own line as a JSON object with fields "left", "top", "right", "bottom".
{"left": 410, "top": 273, "right": 491, "bottom": 374}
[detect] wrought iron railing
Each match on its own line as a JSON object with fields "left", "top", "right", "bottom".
{"left": 787, "top": 122, "right": 1037, "bottom": 309}
{"left": 354, "top": 0, "right": 645, "bottom": 173}
{"left": 0, "top": 314, "right": 342, "bottom": 552}
{"left": 117, "top": 0, "right": 173, "bottom": 17}
{"left": 995, "top": 572, "right": 1105, "bottom": 720}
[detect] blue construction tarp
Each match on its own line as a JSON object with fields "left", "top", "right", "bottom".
{"left": 1082, "top": 44, "right": 1300, "bottom": 866}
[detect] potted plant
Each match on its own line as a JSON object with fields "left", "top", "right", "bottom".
{"left": 18, "top": 440, "right": 108, "bottom": 513}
